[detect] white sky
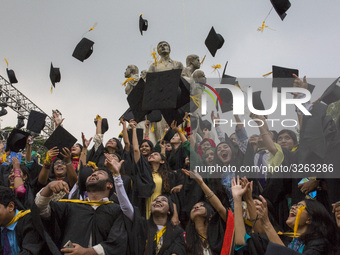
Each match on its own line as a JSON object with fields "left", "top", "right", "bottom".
{"left": 1, "top": 0, "right": 340, "bottom": 143}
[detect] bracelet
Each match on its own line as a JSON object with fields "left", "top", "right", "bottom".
{"left": 15, "top": 175, "right": 22, "bottom": 178}
{"left": 43, "top": 163, "right": 51, "bottom": 168}
{"left": 65, "top": 161, "right": 72, "bottom": 166}
{"left": 205, "top": 191, "right": 215, "bottom": 200}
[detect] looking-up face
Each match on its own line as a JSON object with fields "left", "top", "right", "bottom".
{"left": 286, "top": 200, "right": 310, "bottom": 229}
{"left": 190, "top": 202, "right": 207, "bottom": 220}
{"left": 200, "top": 140, "right": 211, "bottom": 152}
{"left": 157, "top": 42, "right": 170, "bottom": 57}
{"left": 170, "top": 133, "right": 181, "bottom": 145}
{"left": 151, "top": 196, "right": 170, "bottom": 215}
{"left": 277, "top": 132, "right": 295, "bottom": 150}
{"left": 71, "top": 144, "right": 81, "bottom": 157}
{"left": 217, "top": 143, "right": 232, "bottom": 164}
{"left": 53, "top": 160, "right": 67, "bottom": 178}
{"left": 148, "top": 152, "right": 163, "bottom": 164}
{"left": 204, "top": 149, "right": 214, "bottom": 166}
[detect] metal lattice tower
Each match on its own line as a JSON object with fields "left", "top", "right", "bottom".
{"left": 0, "top": 75, "right": 54, "bottom": 137}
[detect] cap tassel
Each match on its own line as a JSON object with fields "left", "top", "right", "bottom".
{"left": 89, "top": 22, "right": 98, "bottom": 32}
{"left": 293, "top": 205, "right": 306, "bottom": 237}
{"left": 122, "top": 77, "right": 135, "bottom": 86}
{"left": 257, "top": 21, "right": 268, "bottom": 32}
{"left": 200, "top": 55, "right": 206, "bottom": 65}
{"left": 151, "top": 49, "right": 159, "bottom": 66}
{"left": 151, "top": 123, "right": 155, "bottom": 133}
{"left": 262, "top": 71, "right": 273, "bottom": 77}
{"left": 212, "top": 64, "right": 222, "bottom": 72}
{"left": 190, "top": 95, "right": 201, "bottom": 108}
{"left": 50, "top": 85, "right": 53, "bottom": 94}
{"left": 235, "top": 83, "right": 243, "bottom": 92}
{"left": 4, "top": 58, "right": 9, "bottom": 67}
{"left": 96, "top": 115, "right": 102, "bottom": 120}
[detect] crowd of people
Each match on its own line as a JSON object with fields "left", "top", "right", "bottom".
{"left": 0, "top": 41, "right": 339, "bottom": 255}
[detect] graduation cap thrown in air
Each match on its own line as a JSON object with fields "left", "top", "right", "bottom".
{"left": 94, "top": 116, "right": 109, "bottom": 134}
{"left": 205, "top": 26, "right": 224, "bottom": 57}
{"left": 270, "top": 0, "right": 291, "bottom": 21}
{"left": 6, "top": 68, "right": 18, "bottom": 84}
{"left": 162, "top": 128, "right": 176, "bottom": 142}
{"left": 147, "top": 110, "right": 162, "bottom": 123}
{"left": 49, "top": 63, "right": 61, "bottom": 87}
{"left": 139, "top": 14, "right": 148, "bottom": 35}
{"left": 252, "top": 91, "right": 265, "bottom": 111}
{"left": 72, "top": 37, "right": 94, "bottom": 62}
{"left": 26, "top": 110, "right": 47, "bottom": 135}
{"left": 215, "top": 88, "right": 233, "bottom": 113}
{"left": 127, "top": 128, "right": 144, "bottom": 146}
{"left": 221, "top": 62, "right": 237, "bottom": 85}
{"left": 127, "top": 79, "right": 149, "bottom": 123}
{"left": 142, "top": 69, "right": 190, "bottom": 112}
{"left": 199, "top": 117, "right": 212, "bottom": 131}
{"left": 44, "top": 126, "right": 77, "bottom": 157}
{"left": 319, "top": 77, "right": 340, "bottom": 105}
{"left": 6, "top": 129, "right": 30, "bottom": 153}
{"left": 120, "top": 108, "right": 135, "bottom": 122}
{"left": 272, "top": 65, "right": 298, "bottom": 93}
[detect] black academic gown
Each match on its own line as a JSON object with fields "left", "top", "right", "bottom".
{"left": 0, "top": 213, "right": 48, "bottom": 255}
{"left": 47, "top": 200, "right": 128, "bottom": 254}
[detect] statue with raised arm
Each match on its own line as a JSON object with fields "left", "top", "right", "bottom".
{"left": 124, "top": 65, "right": 139, "bottom": 95}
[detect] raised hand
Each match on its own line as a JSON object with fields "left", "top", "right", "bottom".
{"left": 60, "top": 147, "right": 72, "bottom": 164}
{"left": 231, "top": 176, "right": 250, "bottom": 200}
{"left": 170, "top": 120, "right": 179, "bottom": 132}
{"left": 52, "top": 111, "right": 64, "bottom": 127}
{"left": 81, "top": 132, "right": 92, "bottom": 149}
{"left": 181, "top": 169, "right": 203, "bottom": 185}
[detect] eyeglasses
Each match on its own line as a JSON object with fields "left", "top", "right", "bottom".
{"left": 54, "top": 161, "right": 66, "bottom": 166}
{"left": 291, "top": 203, "right": 305, "bottom": 209}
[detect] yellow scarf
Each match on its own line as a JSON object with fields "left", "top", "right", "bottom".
{"left": 59, "top": 199, "right": 113, "bottom": 206}
{"left": 5, "top": 210, "right": 31, "bottom": 227}
{"left": 154, "top": 226, "right": 166, "bottom": 245}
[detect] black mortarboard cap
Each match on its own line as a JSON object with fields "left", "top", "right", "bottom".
{"left": 139, "top": 14, "right": 148, "bottom": 35}
{"left": 120, "top": 108, "right": 135, "bottom": 122}
{"left": 221, "top": 62, "right": 237, "bottom": 85}
{"left": 143, "top": 69, "right": 183, "bottom": 111}
{"left": 49, "top": 63, "right": 61, "bottom": 87}
{"left": 72, "top": 37, "right": 94, "bottom": 62}
{"left": 26, "top": 110, "right": 47, "bottom": 135}
{"left": 190, "top": 115, "right": 198, "bottom": 130}
{"left": 94, "top": 117, "right": 109, "bottom": 134}
{"left": 6, "top": 129, "right": 30, "bottom": 153}
{"left": 127, "top": 79, "right": 148, "bottom": 123}
{"left": 270, "top": 0, "right": 291, "bottom": 21}
{"left": 205, "top": 26, "right": 224, "bottom": 57}
{"left": 265, "top": 242, "right": 300, "bottom": 255}
{"left": 320, "top": 77, "right": 340, "bottom": 105}
{"left": 199, "top": 118, "right": 212, "bottom": 131}
{"left": 252, "top": 91, "right": 265, "bottom": 111}
{"left": 161, "top": 101, "right": 191, "bottom": 126}
{"left": 307, "top": 83, "right": 315, "bottom": 94}
{"left": 177, "top": 77, "right": 191, "bottom": 109}
{"left": 147, "top": 110, "right": 162, "bottom": 123}
{"left": 162, "top": 128, "right": 176, "bottom": 142}
{"left": 272, "top": 65, "right": 298, "bottom": 93}
{"left": 215, "top": 88, "right": 233, "bottom": 113}
{"left": 6, "top": 68, "right": 18, "bottom": 84}
{"left": 44, "top": 125, "right": 77, "bottom": 154}
{"left": 127, "top": 128, "right": 144, "bottom": 146}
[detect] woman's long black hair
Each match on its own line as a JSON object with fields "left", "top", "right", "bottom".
{"left": 300, "top": 199, "right": 338, "bottom": 252}
{"left": 185, "top": 201, "right": 215, "bottom": 255}
{"left": 155, "top": 153, "right": 171, "bottom": 193}
{"left": 144, "top": 195, "right": 175, "bottom": 255}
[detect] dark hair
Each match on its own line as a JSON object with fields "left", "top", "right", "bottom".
{"left": 105, "top": 138, "right": 123, "bottom": 158}
{"left": 213, "top": 142, "right": 237, "bottom": 167}
{"left": 75, "top": 143, "right": 83, "bottom": 154}
{"left": 300, "top": 199, "right": 338, "bottom": 251}
{"left": 49, "top": 158, "right": 66, "bottom": 179}
{"left": 140, "top": 139, "right": 154, "bottom": 157}
{"left": 270, "top": 130, "right": 278, "bottom": 141}
{"left": 94, "top": 167, "right": 114, "bottom": 184}
{"left": 185, "top": 201, "right": 215, "bottom": 255}
{"left": 0, "top": 186, "right": 16, "bottom": 209}
{"left": 145, "top": 195, "right": 175, "bottom": 255}
{"left": 277, "top": 129, "right": 298, "bottom": 145}
{"left": 154, "top": 153, "right": 171, "bottom": 193}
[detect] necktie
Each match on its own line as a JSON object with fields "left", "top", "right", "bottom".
{"left": 257, "top": 150, "right": 266, "bottom": 189}
{"left": 2, "top": 228, "right": 12, "bottom": 255}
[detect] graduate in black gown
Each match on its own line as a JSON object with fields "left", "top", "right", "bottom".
{"left": 35, "top": 168, "right": 128, "bottom": 254}
{"left": 0, "top": 186, "right": 47, "bottom": 254}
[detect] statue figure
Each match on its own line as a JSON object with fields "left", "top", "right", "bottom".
{"left": 182, "top": 54, "right": 200, "bottom": 78}
{"left": 148, "top": 41, "right": 184, "bottom": 72}
{"left": 124, "top": 65, "right": 139, "bottom": 95}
